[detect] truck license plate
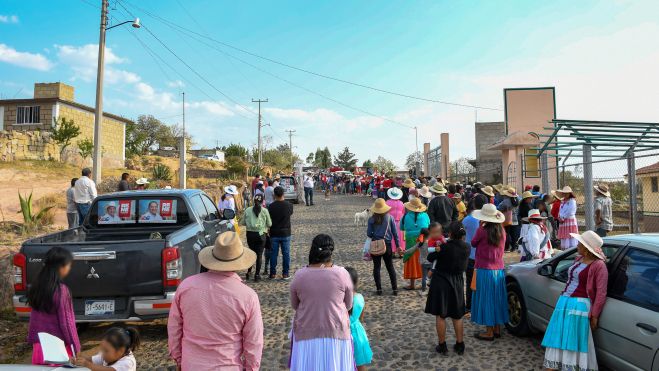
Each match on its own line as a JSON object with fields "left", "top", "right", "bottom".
{"left": 85, "top": 300, "right": 115, "bottom": 316}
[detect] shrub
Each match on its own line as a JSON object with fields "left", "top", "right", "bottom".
{"left": 152, "top": 163, "right": 172, "bottom": 181}
{"left": 18, "top": 192, "right": 54, "bottom": 231}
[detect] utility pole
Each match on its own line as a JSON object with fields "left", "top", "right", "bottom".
{"left": 92, "top": 0, "right": 109, "bottom": 184}
{"left": 252, "top": 98, "right": 268, "bottom": 167}
{"left": 414, "top": 126, "right": 420, "bottom": 177}
{"left": 285, "top": 129, "right": 296, "bottom": 167}
{"left": 179, "top": 92, "right": 186, "bottom": 189}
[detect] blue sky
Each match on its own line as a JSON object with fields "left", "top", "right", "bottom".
{"left": 2, "top": 0, "right": 659, "bottom": 168}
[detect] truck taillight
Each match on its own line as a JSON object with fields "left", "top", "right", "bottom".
{"left": 162, "top": 247, "right": 182, "bottom": 288}
{"left": 13, "top": 253, "right": 26, "bottom": 291}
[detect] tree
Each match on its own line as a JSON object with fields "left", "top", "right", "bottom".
{"left": 168, "top": 123, "right": 194, "bottom": 151}
{"left": 312, "top": 147, "right": 332, "bottom": 169}
{"left": 450, "top": 157, "right": 476, "bottom": 180}
{"left": 306, "top": 152, "right": 315, "bottom": 165}
{"left": 374, "top": 156, "right": 396, "bottom": 175}
{"left": 334, "top": 146, "right": 358, "bottom": 170}
{"left": 51, "top": 117, "right": 81, "bottom": 159}
{"left": 77, "top": 138, "right": 94, "bottom": 162}
{"left": 224, "top": 143, "right": 248, "bottom": 158}
{"left": 405, "top": 151, "right": 424, "bottom": 171}
{"left": 125, "top": 121, "right": 147, "bottom": 158}
{"left": 127, "top": 115, "right": 192, "bottom": 155}
{"left": 362, "top": 159, "right": 373, "bottom": 168}
{"left": 226, "top": 156, "right": 247, "bottom": 176}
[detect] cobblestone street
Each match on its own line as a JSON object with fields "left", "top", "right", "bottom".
{"left": 73, "top": 193, "right": 545, "bottom": 370}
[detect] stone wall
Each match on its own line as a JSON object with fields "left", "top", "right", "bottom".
{"left": 0, "top": 130, "right": 60, "bottom": 162}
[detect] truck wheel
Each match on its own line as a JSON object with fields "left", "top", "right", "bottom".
{"left": 506, "top": 281, "right": 530, "bottom": 336}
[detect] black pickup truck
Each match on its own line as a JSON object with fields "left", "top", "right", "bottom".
{"left": 12, "top": 189, "right": 234, "bottom": 322}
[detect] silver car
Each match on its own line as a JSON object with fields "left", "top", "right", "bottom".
{"left": 277, "top": 176, "right": 300, "bottom": 204}
{"left": 506, "top": 234, "right": 659, "bottom": 371}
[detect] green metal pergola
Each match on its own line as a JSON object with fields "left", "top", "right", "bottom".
{"left": 535, "top": 119, "right": 659, "bottom": 233}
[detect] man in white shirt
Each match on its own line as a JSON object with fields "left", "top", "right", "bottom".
{"left": 264, "top": 184, "right": 275, "bottom": 207}
{"left": 303, "top": 172, "right": 315, "bottom": 206}
{"left": 73, "top": 168, "right": 98, "bottom": 225}
{"left": 66, "top": 178, "right": 79, "bottom": 229}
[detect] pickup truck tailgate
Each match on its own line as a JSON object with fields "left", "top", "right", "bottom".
{"left": 25, "top": 240, "right": 166, "bottom": 297}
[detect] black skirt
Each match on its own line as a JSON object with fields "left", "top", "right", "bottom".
{"left": 424, "top": 271, "right": 465, "bottom": 319}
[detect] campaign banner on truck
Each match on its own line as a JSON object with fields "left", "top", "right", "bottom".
{"left": 97, "top": 200, "right": 136, "bottom": 224}
{"left": 138, "top": 199, "right": 178, "bottom": 223}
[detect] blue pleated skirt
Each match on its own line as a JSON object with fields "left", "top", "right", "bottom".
{"left": 471, "top": 269, "right": 509, "bottom": 326}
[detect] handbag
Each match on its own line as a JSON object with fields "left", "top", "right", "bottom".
{"left": 369, "top": 217, "right": 390, "bottom": 256}
{"left": 362, "top": 238, "right": 372, "bottom": 261}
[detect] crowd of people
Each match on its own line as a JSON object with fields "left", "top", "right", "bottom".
{"left": 43, "top": 167, "right": 614, "bottom": 370}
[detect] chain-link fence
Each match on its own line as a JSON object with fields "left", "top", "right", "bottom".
{"left": 540, "top": 151, "right": 659, "bottom": 234}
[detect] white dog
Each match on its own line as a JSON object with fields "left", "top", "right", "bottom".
{"left": 354, "top": 208, "right": 370, "bottom": 226}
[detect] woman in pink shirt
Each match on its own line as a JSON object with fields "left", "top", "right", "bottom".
{"left": 386, "top": 187, "right": 406, "bottom": 257}
{"left": 542, "top": 231, "right": 608, "bottom": 371}
{"left": 289, "top": 234, "right": 355, "bottom": 370}
{"left": 470, "top": 204, "right": 509, "bottom": 341}
{"left": 27, "top": 247, "right": 79, "bottom": 364}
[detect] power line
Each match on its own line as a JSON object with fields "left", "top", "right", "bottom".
{"left": 122, "top": 0, "right": 502, "bottom": 111}
{"left": 115, "top": 0, "right": 256, "bottom": 117}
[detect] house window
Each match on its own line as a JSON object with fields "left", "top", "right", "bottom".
{"left": 524, "top": 148, "right": 540, "bottom": 178}
{"left": 16, "top": 106, "right": 41, "bottom": 124}
{"left": 652, "top": 177, "right": 658, "bottom": 193}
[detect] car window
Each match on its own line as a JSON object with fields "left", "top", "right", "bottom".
{"left": 189, "top": 195, "right": 209, "bottom": 221}
{"left": 552, "top": 244, "right": 621, "bottom": 283}
{"left": 201, "top": 195, "right": 219, "bottom": 220}
{"left": 609, "top": 248, "right": 659, "bottom": 311}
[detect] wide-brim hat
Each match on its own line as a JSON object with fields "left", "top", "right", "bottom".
{"left": 452, "top": 193, "right": 462, "bottom": 200}
{"left": 554, "top": 186, "right": 574, "bottom": 197}
{"left": 417, "top": 186, "right": 432, "bottom": 198}
{"left": 521, "top": 190, "right": 538, "bottom": 199}
{"left": 522, "top": 208, "right": 547, "bottom": 222}
{"left": 429, "top": 184, "right": 447, "bottom": 194}
{"left": 570, "top": 231, "right": 606, "bottom": 260}
{"left": 224, "top": 185, "right": 239, "bottom": 195}
{"left": 404, "top": 197, "right": 427, "bottom": 212}
{"left": 135, "top": 177, "right": 149, "bottom": 185}
{"left": 594, "top": 184, "right": 610, "bottom": 197}
{"left": 481, "top": 185, "right": 495, "bottom": 197}
{"left": 472, "top": 203, "right": 505, "bottom": 223}
{"left": 502, "top": 187, "right": 518, "bottom": 198}
{"left": 371, "top": 198, "right": 391, "bottom": 214}
{"left": 198, "top": 231, "right": 256, "bottom": 271}
{"left": 387, "top": 187, "right": 403, "bottom": 200}
{"left": 550, "top": 190, "right": 563, "bottom": 201}
{"left": 402, "top": 178, "right": 415, "bottom": 188}
{"left": 493, "top": 184, "right": 504, "bottom": 193}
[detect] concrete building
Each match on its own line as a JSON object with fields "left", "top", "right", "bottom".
{"left": 636, "top": 161, "right": 659, "bottom": 232}
{"left": 422, "top": 132, "right": 450, "bottom": 179}
{"left": 0, "top": 82, "right": 131, "bottom": 167}
{"left": 470, "top": 121, "right": 505, "bottom": 184}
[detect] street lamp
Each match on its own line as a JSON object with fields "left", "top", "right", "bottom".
{"left": 92, "top": 0, "right": 140, "bottom": 184}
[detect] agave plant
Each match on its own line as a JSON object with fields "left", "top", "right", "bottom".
{"left": 18, "top": 192, "right": 54, "bottom": 226}
{"left": 247, "top": 165, "right": 264, "bottom": 177}
{"left": 152, "top": 163, "right": 172, "bottom": 181}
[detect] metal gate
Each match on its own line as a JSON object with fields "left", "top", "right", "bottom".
{"left": 506, "top": 161, "right": 517, "bottom": 187}
{"left": 427, "top": 146, "right": 442, "bottom": 178}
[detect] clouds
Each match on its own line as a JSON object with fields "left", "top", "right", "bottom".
{"left": 0, "top": 14, "right": 19, "bottom": 23}
{"left": 0, "top": 44, "right": 53, "bottom": 71}
{"left": 54, "top": 44, "right": 138, "bottom": 84}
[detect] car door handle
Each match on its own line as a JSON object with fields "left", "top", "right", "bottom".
{"left": 636, "top": 323, "right": 657, "bottom": 333}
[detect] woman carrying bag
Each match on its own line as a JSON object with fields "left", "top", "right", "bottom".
{"left": 366, "top": 198, "right": 399, "bottom": 296}
{"left": 519, "top": 209, "right": 552, "bottom": 261}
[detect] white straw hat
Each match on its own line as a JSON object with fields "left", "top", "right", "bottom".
{"left": 224, "top": 185, "right": 239, "bottom": 195}
{"left": 570, "top": 230, "right": 606, "bottom": 260}
{"left": 387, "top": 187, "right": 403, "bottom": 200}
{"left": 472, "top": 203, "right": 505, "bottom": 223}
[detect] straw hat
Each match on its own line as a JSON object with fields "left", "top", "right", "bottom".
{"left": 472, "top": 203, "right": 505, "bottom": 223}
{"left": 553, "top": 186, "right": 574, "bottom": 198}
{"left": 429, "top": 184, "right": 447, "bottom": 194}
{"left": 570, "top": 231, "right": 606, "bottom": 260}
{"left": 452, "top": 193, "right": 462, "bottom": 200}
{"left": 521, "top": 190, "right": 538, "bottom": 199}
{"left": 594, "top": 184, "right": 610, "bottom": 197}
{"left": 371, "top": 198, "right": 391, "bottom": 214}
{"left": 387, "top": 187, "right": 403, "bottom": 200}
{"left": 417, "top": 186, "right": 432, "bottom": 198}
{"left": 198, "top": 231, "right": 256, "bottom": 271}
{"left": 481, "top": 185, "right": 495, "bottom": 197}
{"left": 493, "top": 184, "right": 504, "bottom": 193}
{"left": 550, "top": 190, "right": 563, "bottom": 201}
{"left": 501, "top": 187, "right": 518, "bottom": 198}
{"left": 135, "top": 177, "right": 149, "bottom": 185}
{"left": 404, "top": 197, "right": 427, "bottom": 213}
{"left": 522, "top": 209, "right": 547, "bottom": 222}
{"left": 224, "top": 185, "right": 239, "bottom": 195}
{"left": 402, "top": 178, "right": 415, "bottom": 188}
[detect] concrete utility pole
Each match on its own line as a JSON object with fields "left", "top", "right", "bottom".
{"left": 92, "top": 0, "right": 109, "bottom": 184}
{"left": 414, "top": 126, "right": 420, "bottom": 176}
{"left": 252, "top": 98, "right": 268, "bottom": 167}
{"left": 286, "top": 129, "right": 296, "bottom": 167}
{"left": 179, "top": 92, "right": 186, "bottom": 189}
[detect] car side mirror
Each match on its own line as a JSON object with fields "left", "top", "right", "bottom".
{"left": 222, "top": 209, "right": 236, "bottom": 220}
{"left": 538, "top": 264, "right": 554, "bottom": 276}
